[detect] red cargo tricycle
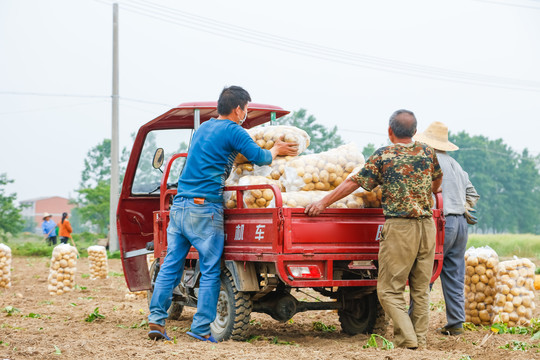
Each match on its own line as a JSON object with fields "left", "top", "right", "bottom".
{"left": 117, "top": 102, "right": 445, "bottom": 341}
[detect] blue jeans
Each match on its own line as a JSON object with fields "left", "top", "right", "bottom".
{"left": 148, "top": 197, "right": 224, "bottom": 336}
{"left": 439, "top": 214, "right": 468, "bottom": 328}
{"left": 408, "top": 214, "right": 468, "bottom": 328}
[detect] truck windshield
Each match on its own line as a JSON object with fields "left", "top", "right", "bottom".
{"left": 132, "top": 129, "right": 192, "bottom": 195}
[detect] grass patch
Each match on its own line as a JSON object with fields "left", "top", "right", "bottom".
{"left": 11, "top": 241, "right": 52, "bottom": 257}
{"left": 7, "top": 232, "right": 108, "bottom": 258}
{"left": 467, "top": 234, "right": 540, "bottom": 258}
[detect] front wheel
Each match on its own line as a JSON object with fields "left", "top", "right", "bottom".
{"left": 210, "top": 268, "right": 252, "bottom": 341}
{"left": 147, "top": 258, "right": 184, "bottom": 320}
{"left": 338, "top": 292, "right": 378, "bottom": 335}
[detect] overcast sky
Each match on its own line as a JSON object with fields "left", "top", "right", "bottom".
{"left": 1, "top": 0, "right": 539, "bottom": 202}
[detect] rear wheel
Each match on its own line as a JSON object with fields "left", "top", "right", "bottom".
{"left": 210, "top": 268, "right": 252, "bottom": 341}
{"left": 338, "top": 292, "right": 378, "bottom": 335}
{"left": 147, "top": 258, "right": 184, "bottom": 320}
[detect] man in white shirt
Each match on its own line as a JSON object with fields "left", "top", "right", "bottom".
{"left": 415, "top": 121, "right": 480, "bottom": 335}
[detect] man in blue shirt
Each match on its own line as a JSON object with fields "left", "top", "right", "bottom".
{"left": 41, "top": 213, "right": 57, "bottom": 246}
{"left": 148, "top": 86, "right": 298, "bottom": 342}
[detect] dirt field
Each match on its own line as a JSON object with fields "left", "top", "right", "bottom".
{"left": 1, "top": 256, "right": 539, "bottom": 360}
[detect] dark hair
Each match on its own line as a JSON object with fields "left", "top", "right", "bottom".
{"left": 389, "top": 109, "right": 417, "bottom": 138}
{"left": 61, "top": 212, "right": 68, "bottom": 224}
{"left": 217, "top": 86, "right": 251, "bottom": 116}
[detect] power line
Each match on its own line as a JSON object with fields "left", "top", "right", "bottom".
{"left": 90, "top": 0, "right": 540, "bottom": 92}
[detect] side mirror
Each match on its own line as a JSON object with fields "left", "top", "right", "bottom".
{"left": 152, "top": 148, "right": 165, "bottom": 169}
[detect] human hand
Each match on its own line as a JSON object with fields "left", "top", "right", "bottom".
{"left": 271, "top": 136, "right": 298, "bottom": 158}
{"left": 464, "top": 206, "right": 477, "bottom": 225}
{"left": 304, "top": 201, "right": 327, "bottom": 217}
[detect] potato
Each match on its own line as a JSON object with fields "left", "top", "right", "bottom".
{"left": 479, "top": 310, "right": 490, "bottom": 322}
{"left": 475, "top": 265, "right": 486, "bottom": 276}
{"left": 467, "top": 256, "right": 479, "bottom": 267}
{"left": 262, "top": 189, "right": 274, "bottom": 201}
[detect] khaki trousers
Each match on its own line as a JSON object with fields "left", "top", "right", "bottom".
{"left": 376, "top": 217, "right": 436, "bottom": 348}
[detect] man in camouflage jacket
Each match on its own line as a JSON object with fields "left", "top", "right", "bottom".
{"left": 305, "top": 109, "right": 443, "bottom": 349}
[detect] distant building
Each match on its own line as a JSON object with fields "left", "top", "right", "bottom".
{"left": 20, "top": 196, "right": 76, "bottom": 233}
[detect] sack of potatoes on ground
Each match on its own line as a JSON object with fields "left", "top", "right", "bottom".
{"left": 0, "top": 243, "right": 12, "bottom": 288}
{"left": 235, "top": 125, "right": 311, "bottom": 164}
{"left": 464, "top": 246, "right": 499, "bottom": 325}
{"left": 224, "top": 176, "right": 283, "bottom": 209}
{"left": 491, "top": 258, "right": 536, "bottom": 327}
{"left": 281, "top": 143, "right": 365, "bottom": 192}
{"left": 87, "top": 245, "right": 108, "bottom": 280}
{"left": 48, "top": 244, "right": 78, "bottom": 295}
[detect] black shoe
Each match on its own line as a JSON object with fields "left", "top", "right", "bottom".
{"left": 437, "top": 325, "right": 464, "bottom": 335}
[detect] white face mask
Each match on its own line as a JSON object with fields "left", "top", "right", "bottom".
{"left": 239, "top": 108, "right": 248, "bottom": 125}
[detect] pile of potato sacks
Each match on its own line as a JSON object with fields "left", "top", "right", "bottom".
{"left": 465, "top": 246, "right": 536, "bottom": 327}
{"left": 47, "top": 244, "right": 78, "bottom": 295}
{"left": 87, "top": 245, "right": 108, "bottom": 280}
{"left": 0, "top": 244, "right": 12, "bottom": 288}
{"left": 227, "top": 125, "right": 381, "bottom": 209}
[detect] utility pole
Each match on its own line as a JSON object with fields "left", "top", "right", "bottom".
{"left": 109, "top": 3, "right": 120, "bottom": 252}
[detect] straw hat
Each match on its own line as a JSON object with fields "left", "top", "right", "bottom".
{"left": 42, "top": 212, "right": 52, "bottom": 220}
{"left": 414, "top": 121, "right": 459, "bottom": 152}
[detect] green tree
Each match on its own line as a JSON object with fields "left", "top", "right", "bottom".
{"left": 362, "top": 143, "right": 377, "bottom": 160}
{"left": 80, "top": 139, "right": 112, "bottom": 188}
{"left": 278, "top": 109, "right": 344, "bottom": 153}
{"left": 513, "top": 149, "right": 540, "bottom": 233}
{"left": 448, "top": 132, "right": 540, "bottom": 234}
{"left": 76, "top": 181, "right": 110, "bottom": 234}
{"left": 0, "top": 173, "right": 24, "bottom": 240}
{"left": 76, "top": 139, "right": 128, "bottom": 234}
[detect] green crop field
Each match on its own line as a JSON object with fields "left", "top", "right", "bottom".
{"left": 467, "top": 233, "right": 540, "bottom": 259}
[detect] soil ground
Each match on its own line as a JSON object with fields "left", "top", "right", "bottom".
{"left": 1, "top": 256, "right": 540, "bottom": 360}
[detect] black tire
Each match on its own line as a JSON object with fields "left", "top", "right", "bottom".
{"left": 210, "top": 268, "right": 252, "bottom": 341}
{"left": 147, "top": 258, "right": 184, "bottom": 320}
{"left": 338, "top": 292, "right": 378, "bottom": 335}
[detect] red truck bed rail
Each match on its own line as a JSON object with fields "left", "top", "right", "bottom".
{"left": 153, "top": 180, "right": 445, "bottom": 288}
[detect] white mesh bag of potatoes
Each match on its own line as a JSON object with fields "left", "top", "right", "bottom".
{"left": 0, "top": 243, "right": 12, "bottom": 288}
{"left": 464, "top": 246, "right": 499, "bottom": 325}
{"left": 224, "top": 176, "right": 283, "bottom": 209}
{"left": 492, "top": 257, "right": 536, "bottom": 327}
{"left": 281, "top": 143, "right": 365, "bottom": 192}
{"left": 235, "top": 125, "right": 311, "bottom": 164}
{"left": 87, "top": 245, "right": 108, "bottom": 280}
{"left": 281, "top": 190, "right": 364, "bottom": 209}
{"left": 48, "top": 244, "right": 78, "bottom": 295}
